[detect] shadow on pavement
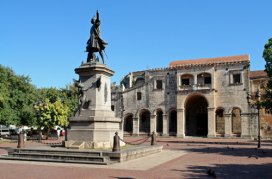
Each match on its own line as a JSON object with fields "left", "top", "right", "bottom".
{"left": 110, "top": 177, "right": 135, "bottom": 179}
{"left": 157, "top": 139, "right": 272, "bottom": 147}
{"left": 182, "top": 146, "right": 272, "bottom": 158}
{"left": 173, "top": 163, "right": 272, "bottom": 179}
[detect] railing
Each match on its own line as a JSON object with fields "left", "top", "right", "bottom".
{"left": 179, "top": 84, "right": 212, "bottom": 91}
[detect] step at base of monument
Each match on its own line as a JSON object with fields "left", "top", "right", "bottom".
{"left": 0, "top": 148, "right": 111, "bottom": 165}
{"left": 8, "top": 148, "right": 102, "bottom": 157}
{"left": 8, "top": 153, "right": 107, "bottom": 162}
{"left": 0, "top": 156, "right": 113, "bottom": 165}
{"left": 0, "top": 145, "right": 163, "bottom": 164}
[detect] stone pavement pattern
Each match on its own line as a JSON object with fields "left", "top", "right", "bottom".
{"left": 0, "top": 137, "right": 272, "bottom": 179}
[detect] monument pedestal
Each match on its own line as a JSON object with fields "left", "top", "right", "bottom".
{"left": 66, "top": 62, "right": 124, "bottom": 149}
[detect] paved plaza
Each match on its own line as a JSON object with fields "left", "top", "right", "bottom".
{"left": 0, "top": 137, "right": 272, "bottom": 179}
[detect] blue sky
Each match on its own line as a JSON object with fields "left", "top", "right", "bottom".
{"left": 0, "top": 0, "right": 271, "bottom": 88}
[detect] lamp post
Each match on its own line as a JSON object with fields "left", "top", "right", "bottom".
{"left": 247, "top": 89, "right": 261, "bottom": 148}
{"left": 255, "top": 89, "right": 261, "bottom": 148}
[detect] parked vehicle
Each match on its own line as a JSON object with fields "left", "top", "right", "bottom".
{"left": 0, "top": 125, "right": 10, "bottom": 137}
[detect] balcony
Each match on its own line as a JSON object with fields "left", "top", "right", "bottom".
{"left": 178, "top": 84, "right": 213, "bottom": 94}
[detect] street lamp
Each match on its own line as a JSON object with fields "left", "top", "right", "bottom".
{"left": 255, "top": 89, "right": 261, "bottom": 148}
{"left": 247, "top": 89, "right": 261, "bottom": 148}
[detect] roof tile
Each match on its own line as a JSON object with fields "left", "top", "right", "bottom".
{"left": 250, "top": 70, "right": 267, "bottom": 79}
{"left": 169, "top": 54, "right": 250, "bottom": 67}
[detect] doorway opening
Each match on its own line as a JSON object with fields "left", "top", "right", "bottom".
{"left": 185, "top": 95, "right": 208, "bottom": 136}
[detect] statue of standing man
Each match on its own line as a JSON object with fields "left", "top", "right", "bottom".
{"left": 86, "top": 10, "right": 108, "bottom": 64}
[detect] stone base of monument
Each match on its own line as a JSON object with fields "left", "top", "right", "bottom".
{"left": 66, "top": 128, "right": 125, "bottom": 149}
{"left": 66, "top": 62, "right": 125, "bottom": 149}
{"left": 0, "top": 145, "right": 163, "bottom": 165}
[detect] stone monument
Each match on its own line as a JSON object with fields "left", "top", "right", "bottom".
{"left": 66, "top": 11, "right": 123, "bottom": 149}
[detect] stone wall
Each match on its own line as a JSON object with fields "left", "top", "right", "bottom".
{"left": 112, "top": 59, "right": 259, "bottom": 138}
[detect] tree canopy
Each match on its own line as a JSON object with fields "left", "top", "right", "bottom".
{"left": 0, "top": 65, "right": 37, "bottom": 126}
{"left": 34, "top": 87, "right": 78, "bottom": 129}
{"left": 33, "top": 98, "right": 69, "bottom": 130}
{"left": 0, "top": 65, "right": 78, "bottom": 128}
{"left": 263, "top": 38, "right": 272, "bottom": 110}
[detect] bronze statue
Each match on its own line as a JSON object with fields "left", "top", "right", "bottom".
{"left": 73, "top": 79, "right": 88, "bottom": 113}
{"left": 86, "top": 10, "right": 108, "bottom": 64}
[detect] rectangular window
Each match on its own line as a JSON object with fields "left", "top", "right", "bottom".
{"left": 204, "top": 77, "right": 211, "bottom": 84}
{"left": 233, "top": 74, "right": 241, "bottom": 84}
{"left": 137, "top": 92, "right": 142, "bottom": 100}
{"left": 182, "top": 79, "right": 190, "bottom": 85}
{"left": 156, "top": 80, "right": 163, "bottom": 89}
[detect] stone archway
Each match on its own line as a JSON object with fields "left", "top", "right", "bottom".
{"left": 185, "top": 95, "right": 208, "bottom": 136}
{"left": 124, "top": 114, "right": 133, "bottom": 133}
{"left": 139, "top": 110, "right": 150, "bottom": 133}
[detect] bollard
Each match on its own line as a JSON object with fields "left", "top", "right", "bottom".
{"left": 38, "top": 130, "right": 42, "bottom": 142}
{"left": 151, "top": 131, "right": 156, "bottom": 145}
{"left": 65, "top": 127, "right": 68, "bottom": 141}
{"left": 17, "top": 132, "right": 25, "bottom": 148}
{"left": 112, "top": 132, "right": 120, "bottom": 152}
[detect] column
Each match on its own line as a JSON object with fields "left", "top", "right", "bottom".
{"left": 150, "top": 114, "right": 156, "bottom": 134}
{"left": 193, "top": 74, "right": 198, "bottom": 85}
{"left": 241, "top": 114, "right": 251, "bottom": 138}
{"left": 177, "top": 108, "right": 185, "bottom": 137}
{"left": 224, "top": 114, "right": 232, "bottom": 137}
{"left": 133, "top": 117, "right": 139, "bottom": 136}
{"left": 163, "top": 114, "right": 169, "bottom": 136}
{"left": 207, "top": 107, "right": 216, "bottom": 138}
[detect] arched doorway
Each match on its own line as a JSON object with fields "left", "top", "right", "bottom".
{"left": 216, "top": 108, "right": 225, "bottom": 136}
{"left": 139, "top": 110, "right": 150, "bottom": 133}
{"left": 232, "top": 107, "right": 241, "bottom": 136}
{"left": 156, "top": 110, "right": 163, "bottom": 134}
{"left": 185, "top": 95, "right": 208, "bottom": 136}
{"left": 169, "top": 110, "right": 177, "bottom": 135}
{"left": 124, "top": 114, "right": 133, "bottom": 133}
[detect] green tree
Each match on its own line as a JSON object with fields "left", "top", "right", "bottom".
{"left": 263, "top": 38, "right": 272, "bottom": 110}
{"left": 61, "top": 85, "right": 78, "bottom": 118}
{"left": 0, "top": 65, "right": 78, "bottom": 128}
{"left": 36, "top": 85, "right": 78, "bottom": 119}
{"left": 0, "top": 65, "right": 37, "bottom": 126}
{"left": 33, "top": 98, "right": 69, "bottom": 131}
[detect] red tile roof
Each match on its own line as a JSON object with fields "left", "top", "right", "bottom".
{"left": 169, "top": 54, "right": 250, "bottom": 67}
{"left": 250, "top": 70, "right": 267, "bottom": 79}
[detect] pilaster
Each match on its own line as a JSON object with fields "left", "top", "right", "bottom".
{"left": 133, "top": 117, "right": 139, "bottom": 135}
{"left": 241, "top": 113, "right": 251, "bottom": 138}
{"left": 207, "top": 107, "right": 216, "bottom": 138}
{"left": 150, "top": 114, "right": 156, "bottom": 134}
{"left": 162, "top": 114, "right": 169, "bottom": 136}
{"left": 176, "top": 108, "right": 185, "bottom": 137}
{"left": 224, "top": 114, "right": 232, "bottom": 137}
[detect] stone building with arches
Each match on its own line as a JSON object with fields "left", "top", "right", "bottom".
{"left": 112, "top": 54, "right": 262, "bottom": 138}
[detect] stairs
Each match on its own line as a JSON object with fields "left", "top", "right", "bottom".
{"left": 0, "top": 145, "right": 163, "bottom": 164}
{"left": 0, "top": 148, "right": 116, "bottom": 165}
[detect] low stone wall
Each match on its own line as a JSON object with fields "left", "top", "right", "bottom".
{"left": 103, "top": 145, "right": 163, "bottom": 162}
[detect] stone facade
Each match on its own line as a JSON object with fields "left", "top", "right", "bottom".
{"left": 250, "top": 70, "right": 272, "bottom": 139}
{"left": 112, "top": 55, "right": 268, "bottom": 138}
